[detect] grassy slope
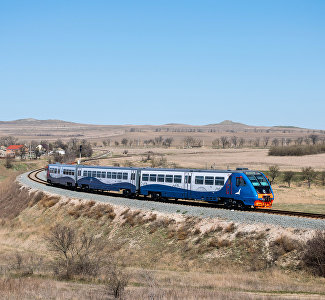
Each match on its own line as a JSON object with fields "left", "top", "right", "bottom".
{"left": 0, "top": 179, "right": 324, "bottom": 299}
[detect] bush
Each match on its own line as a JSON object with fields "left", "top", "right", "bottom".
{"left": 302, "top": 231, "right": 325, "bottom": 277}
{"left": 4, "top": 156, "right": 13, "bottom": 169}
{"left": 283, "top": 171, "right": 294, "bottom": 187}
{"left": 269, "top": 144, "right": 325, "bottom": 156}
{"left": 268, "top": 165, "right": 280, "bottom": 184}
{"left": 301, "top": 167, "right": 316, "bottom": 188}
{"left": 44, "top": 224, "right": 104, "bottom": 279}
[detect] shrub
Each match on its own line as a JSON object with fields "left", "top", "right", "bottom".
{"left": 224, "top": 223, "right": 236, "bottom": 233}
{"left": 269, "top": 144, "right": 325, "bottom": 156}
{"left": 301, "top": 167, "right": 316, "bottom": 188}
{"left": 105, "top": 264, "right": 129, "bottom": 299}
{"left": 270, "top": 235, "right": 300, "bottom": 261}
{"left": 283, "top": 171, "right": 294, "bottom": 187}
{"left": 268, "top": 165, "right": 280, "bottom": 184}
{"left": 302, "top": 231, "right": 325, "bottom": 277}
{"left": 44, "top": 224, "right": 104, "bottom": 279}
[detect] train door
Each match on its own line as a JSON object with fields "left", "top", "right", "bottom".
{"left": 131, "top": 170, "right": 137, "bottom": 192}
{"left": 184, "top": 172, "right": 192, "bottom": 199}
{"left": 226, "top": 175, "right": 233, "bottom": 195}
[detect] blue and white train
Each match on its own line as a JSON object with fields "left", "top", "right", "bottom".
{"left": 47, "top": 164, "right": 274, "bottom": 209}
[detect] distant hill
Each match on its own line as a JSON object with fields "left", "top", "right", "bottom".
{"left": 0, "top": 118, "right": 79, "bottom": 126}
{"left": 207, "top": 120, "right": 249, "bottom": 127}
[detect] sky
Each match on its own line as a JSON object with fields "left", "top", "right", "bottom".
{"left": 0, "top": 1, "right": 324, "bottom": 129}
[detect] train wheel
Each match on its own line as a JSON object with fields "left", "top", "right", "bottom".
{"left": 236, "top": 201, "right": 245, "bottom": 210}
{"left": 152, "top": 192, "right": 160, "bottom": 201}
{"left": 224, "top": 199, "right": 233, "bottom": 209}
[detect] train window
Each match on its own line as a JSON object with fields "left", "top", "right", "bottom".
{"left": 255, "top": 174, "right": 269, "bottom": 186}
{"left": 205, "top": 176, "right": 214, "bottom": 185}
{"left": 142, "top": 174, "right": 149, "bottom": 181}
{"left": 107, "top": 172, "right": 111, "bottom": 179}
{"left": 195, "top": 176, "right": 204, "bottom": 184}
{"left": 96, "top": 171, "right": 101, "bottom": 178}
{"left": 91, "top": 171, "right": 96, "bottom": 177}
{"left": 78, "top": 170, "right": 81, "bottom": 176}
{"left": 150, "top": 174, "right": 157, "bottom": 182}
{"left": 157, "top": 174, "right": 165, "bottom": 182}
{"left": 117, "top": 172, "right": 122, "bottom": 179}
{"left": 236, "top": 177, "right": 246, "bottom": 186}
{"left": 131, "top": 173, "right": 135, "bottom": 180}
{"left": 101, "top": 172, "right": 106, "bottom": 178}
{"left": 165, "top": 175, "right": 173, "bottom": 183}
{"left": 215, "top": 177, "right": 224, "bottom": 185}
{"left": 87, "top": 171, "right": 92, "bottom": 177}
{"left": 174, "top": 175, "right": 182, "bottom": 183}
{"left": 123, "top": 173, "right": 128, "bottom": 180}
{"left": 185, "top": 175, "right": 191, "bottom": 184}
{"left": 112, "top": 172, "right": 117, "bottom": 179}
{"left": 71, "top": 171, "right": 74, "bottom": 176}
{"left": 83, "top": 171, "right": 87, "bottom": 176}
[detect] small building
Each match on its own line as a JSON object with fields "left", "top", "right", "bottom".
{"left": 55, "top": 148, "right": 66, "bottom": 155}
{"left": 6, "top": 145, "right": 28, "bottom": 158}
{"left": 0, "top": 150, "right": 7, "bottom": 158}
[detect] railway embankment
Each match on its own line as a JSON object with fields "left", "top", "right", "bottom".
{"left": 18, "top": 171, "right": 325, "bottom": 230}
{"left": 0, "top": 173, "right": 324, "bottom": 298}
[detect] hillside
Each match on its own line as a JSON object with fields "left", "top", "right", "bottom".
{"left": 0, "top": 118, "right": 322, "bottom": 144}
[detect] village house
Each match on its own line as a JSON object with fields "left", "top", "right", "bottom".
{"left": 6, "top": 145, "right": 28, "bottom": 158}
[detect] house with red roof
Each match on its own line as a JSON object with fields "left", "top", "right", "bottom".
{"left": 6, "top": 145, "right": 28, "bottom": 158}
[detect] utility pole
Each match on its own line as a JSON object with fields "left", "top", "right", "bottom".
{"left": 78, "top": 145, "right": 82, "bottom": 164}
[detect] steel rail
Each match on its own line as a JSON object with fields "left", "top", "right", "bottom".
{"left": 27, "top": 168, "right": 325, "bottom": 220}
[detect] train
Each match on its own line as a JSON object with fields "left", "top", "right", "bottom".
{"left": 47, "top": 163, "right": 274, "bottom": 209}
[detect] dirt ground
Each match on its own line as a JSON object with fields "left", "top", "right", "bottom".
{"left": 99, "top": 147, "right": 325, "bottom": 171}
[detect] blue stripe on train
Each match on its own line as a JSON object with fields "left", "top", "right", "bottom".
{"left": 48, "top": 175, "right": 75, "bottom": 185}
{"left": 77, "top": 177, "right": 136, "bottom": 193}
{"left": 140, "top": 183, "right": 257, "bottom": 205}
{"left": 140, "top": 184, "right": 220, "bottom": 201}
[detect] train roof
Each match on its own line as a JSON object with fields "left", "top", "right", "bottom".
{"left": 48, "top": 163, "right": 255, "bottom": 174}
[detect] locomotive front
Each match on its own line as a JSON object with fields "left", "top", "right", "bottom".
{"left": 244, "top": 171, "right": 274, "bottom": 208}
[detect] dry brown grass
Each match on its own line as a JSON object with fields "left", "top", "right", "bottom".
{"left": 0, "top": 178, "right": 41, "bottom": 219}
{"left": 67, "top": 202, "right": 116, "bottom": 220}
{"left": 1, "top": 180, "right": 325, "bottom": 298}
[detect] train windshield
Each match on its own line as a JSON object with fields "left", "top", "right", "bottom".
{"left": 245, "top": 171, "right": 271, "bottom": 193}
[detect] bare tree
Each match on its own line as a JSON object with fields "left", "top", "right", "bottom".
{"left": 239, "top": 138, "right": 245, "bottom": 147}
{"left": 283, "top": 171, "right": 294, "bottom": 187}
{"left": 268, "top": 165, "right": 280, "bottom": 184}
{"left": 263, "top": 137, "right": 270, "bottom": 147}
{"left": 304, "top": 136, "right": 311, "bottom": 145}
{"left": 105, "top": 264, "right": 129, "bottom": 299}
{"left": 254, "top": 138, "right": 260, "bottom": 147}
{"left": 163, "top": 137, "right": 173, "bottom": 148}
{"left": 44, "top": 224, "right": 103, "bottom": 279}
{"left": 212, "top": 138, "right": 220, "bottom": 148}
{"left": 295, "top": 137, "right": 303, "bottom": 145}
{"left": 309, "top": 134, "right": 319, "bottom": 145}
{"left": 272, "top": 138, "right": 279, "bottom": 147}
{"left": 302, "top": 167, "right": 316, "bottom": 188}
{"left": 0, "top": 136, "right": 18, "bottom": 147}
{"left": 286, "top": 138, "right": 292, "bottom": 146}
{"left": 231, "top": 136, "right": 238, "bottom": 148}
{"left": 220, "top": 136, "right": 228, "bottom": 148}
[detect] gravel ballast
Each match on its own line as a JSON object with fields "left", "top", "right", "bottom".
{"left": 17, "top": 171, "right": 325, "bottom": 230}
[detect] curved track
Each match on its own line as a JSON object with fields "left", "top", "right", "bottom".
{"left": 28, "top": 168, "right": 325, "bottom": 220}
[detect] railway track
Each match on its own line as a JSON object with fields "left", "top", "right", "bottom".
{"left": 27, "top": 168, "right": 325, "bottom": 220}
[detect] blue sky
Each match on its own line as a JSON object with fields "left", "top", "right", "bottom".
{"left": 0, "top": 1, "right": 324, "bottom": 129}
